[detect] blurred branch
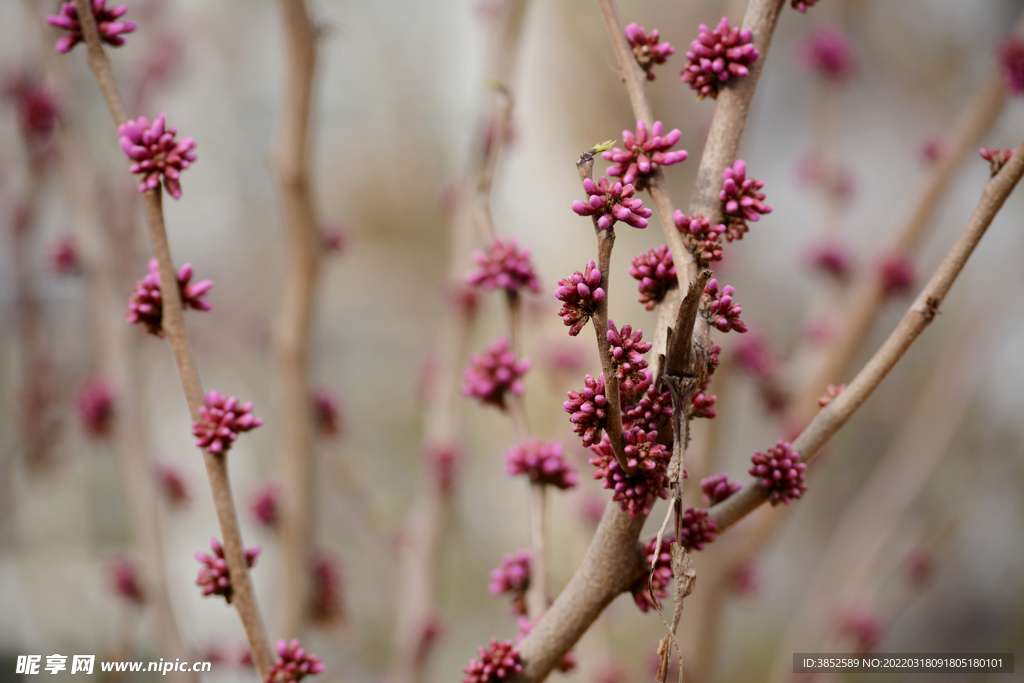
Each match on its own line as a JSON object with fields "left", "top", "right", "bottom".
{"left": 709, "top": 134, "right": 1024, "bottom": 536}
{"left": 767, "top": 314, "right": 991, "bottom": 683}
{"left": 790, "top": 20, "right": 1021, "bottom": 421}
{"left": 70, "top": 0, "right": 274, "bottom": 674}
{"left": 272, "top": 0, "right": 322, "bottom": 641}
{"left": 391, "top": 3, "right": 531, "bottom": 681}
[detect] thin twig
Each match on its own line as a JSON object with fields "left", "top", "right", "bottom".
{"left": 791, "top": 54, "right": 1015, "bottom": 421}
{"left": 527, "top": 483, "right": 548, "bottom": 619}
{"left": 272, "top": 0, "right": 322, "bottom": 640}
{"left": 709, "top": 135, "right": 1024, "bottom": 536}
{"left": 71, "top": 0, "right": 273, "bottom": 674}
{"left": 766, "top": 314, "right": 990, "bottom": 683}
{"left": 391, "top": 4, "right": 531, "bottom": 681}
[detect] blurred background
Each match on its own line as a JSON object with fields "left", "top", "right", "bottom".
{"left": 1, "top": 0, "right": 1023, "bottom": 681}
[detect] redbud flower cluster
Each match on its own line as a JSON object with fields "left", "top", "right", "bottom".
{"left": 606, "top": 321, "right": 652, "bottom": 395}
{"left": 630, "top": 536, "right": 673, "bottom": 612}
{"left": 625, "top": 23, "right": 675, "bottom": 80}
{"left": 681, "top": 18, "right": 759, "bottom": 99}
{"left": 191, "top": 391, "right": 264, "bottom": 455}
{"left": 467, "top": 236, "right": 540, "bottom": 294}
{"left": 462, "top": 337, "right": 530, "bottom": 410}
{"left": 720, "top": 159, "right": 771, "bottom": 241}
{"left": 674, "top": 212, "right": 725, "bottom": 267}
{"left": 118, "top": 113, "right": 197, "bottom": 199}
{"left": 267, "top": 639, "right": 325, "bottom": 683}
{"left": 572, "top": 176, "right": 651, "bottom": 230}
{"left": 504, "top": 440, "right": 578, "bottom": 489}
{"left": 629, "top": 246, "right": 676, "bottom": 311}
{"left": 462, "top": 640, "right": 522, "bottom": 683}
{"left": 703, "top": 279, "right": 747, "bottom": 333}
{"left": 126, "top": 259, "right": 213, "bottom": 337}
{"left": 701, "top": 473, "right": 742, "bottom": 505}
{"left": 195, "top": 538, "right": 260, "bottom": 603}
{"left": 749, "top": 441, "right": 807, "bottom": 505}
{"left": 555, "top": 261, "right": 605, "bottom": 336}
{"left": 602, "top": 120, "right": 687, "bottom": 190}
{"left": 47, "top": 1, "right": 136, "bottom": 54}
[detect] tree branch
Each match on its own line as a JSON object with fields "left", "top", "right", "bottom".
{"left": 71, "top": 0, "right": 274, "bottom": 674}
{"left": 709, "top": 135, "right": 1024, "bottom": 536}
{"left": 272, "top": 0, "right": 322, "bottom": 640}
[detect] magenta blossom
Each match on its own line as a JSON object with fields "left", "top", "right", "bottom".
{"left": 505, "top": 439, "right": 578, "bottom": 489}
{"left": 49, "top": 234, "right": 80, "bottom": 275}
{"left": 77, "top": 377, "right": 115, "bottom": 438}
{"left": 999, "top": 36, "right": 1024, "bottom": 95}
{"left": 251, "top": 483, "right": 279, "bottom": 528}
{"left": 195, "top": 538, "right": 260, "bottom": 603}
{"left": 463, "top": 640, "right": 522, "bottom": 683}
{"left": 690, "top": 389, "right": 717, "bottom": 419}
{"left": 607, "top": 321, "right": 652, "bottom": 395}
{"left": 423, "top": 441, "right": 461, "bottom": 496}
{"left": 489, "top": 550, "right": 531, "bottom": 616}
{"left": 625, "top": 23, "right": 676, "bottom": 80}
{"left": 701, "top": 473, "right": 742, "bottom": 505}
{"left": 462, "top": 337, "right": 530, "bottom": 410}
{"left": 681, "top": 17, "right": 759, "bottom": 99}
{"left": 155, "top": 462, "right": 190, "bottom": 507}
{"left": 267, "top": 639, "right": 324, "bottom": 683}
{"left": 565, "top": 373, "right": 608, "bottom": 447}
{"left": 674, "top": 211, "right": 726, "bottom": 266}
{"left": 589, "top": 427, "right": 670, "bottom": 518}
{"left": 703, "top": 279, "right": 747, "bottom": 333}
{"left": 118, "top": 113, "right": 197, "bottom": 199}
{"left": 806, "top": 238, "right": 855, "bottom": 282}
{"left": 2, "top": 75, "right": 60, "bottom": 146}
{"left": 678, "top": 506, "right": 718, "bottom": 550}
{"left": 602, "top": 120, "right": 688, "bottom": 190}
{"left": 797, "top": 24, "right": 856, "bottom": 82}
{"left": 624, "top": 386, "right": 673, "bottom": 433}
{"left": 836, "top": 605, "right": 885, "bottom": 654}
{"left": 47, "top": 1, "right": 136, "bottom": 53}
{"left": 467, "top": 236, "right": 540, "bottom": 294}
{"left": 127, "top": 258, "right": 213, "bottom": 337}
{"left": 191, "top": 391, "right": 264, "bottom": 454}
{"left": 310, "top": 389, "right": 343, "bottom": 437}
{"left": 720, "top": 159, "right": 771, "bottom": 240}
{"left": 555, "top": 260, "right": 605, "bottom": 336}
{"left": 980, "top": 146, "right": 1016, "bottom": 176}
{"left": 110, "top": 556, "right": 144, "bottom": 604}
{"left": 630, "top": 535, "right": 673, "bottom": 612}
{"left": 818, "top": 383, "right": 846, "bottom": 407}
{"left": 309, "top": 552, "right": 344, "bottom": 625}
{"left": 572, "top": 176, "right": 651, "bottom": 230}
{"left": 734, "top": 333, "right": 775, "bottom": 378}
{"left": 877, "top": 253, "right": 915, "bottom": 297}
{"left": 630, "top": 245, "right": 677, "bottom": 310}
{"left": 792, "top": 0, "right": 819, "bottom": 12}
{"left": 749, "top": 440, "right": 807, "bottom": 505}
